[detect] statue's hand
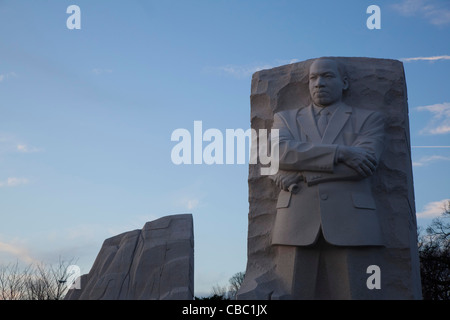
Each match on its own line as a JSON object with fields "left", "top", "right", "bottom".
{"left": 337, "top": 146, "right": 377, "bottom": 177}
{"left": 270, "top": 170, "right": 303, "bottom": 191}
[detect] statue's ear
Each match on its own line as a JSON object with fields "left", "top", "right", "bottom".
{"left": 342, "top": 76, "right": 349, "bottom": 91}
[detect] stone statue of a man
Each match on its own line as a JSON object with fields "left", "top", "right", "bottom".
{"left": 270, "top": 58, "right": 386, "bottom": 299}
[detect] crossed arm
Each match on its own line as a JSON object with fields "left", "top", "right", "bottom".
{"left": 270, "top": 111, "right": 385, "bottom": 191}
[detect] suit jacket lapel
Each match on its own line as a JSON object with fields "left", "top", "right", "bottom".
{"left": 297, "top": 105, "right": 322, "bottom": 143}
{"left": 321, "top": 103, "right": 352, "bottom": 144}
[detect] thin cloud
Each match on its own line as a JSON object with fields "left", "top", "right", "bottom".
{"left": 401, "top": 55, "right": 450, "bottom": 62}
{"left": 171, "top": 188, "right": 206, "bottom": 212}
{"left": 0, "top": 177, "right": 29, "bottom": 188}
{"left": 276, "top": 58, "right": 300, "bottom": 65}
{"left": 391, "top": 0, "right": 450, "bottom": 26}
{"left": 416, "top": 102, "right": 450, "bottom": 135}
{"left": 16, "top": 144, "right": 42, "bottom": 153}
{"left": 207, "top": 59, "right": 299, "bottom": 78}
{"left": 413, "top": 155, "right": 450, "bottom": 167}
{"left": 186, "top": 199, "right": 199, "bottom": 210}
{"left": 0, "top": 71, "right": 18, "bottom": 82}
{"left": 92, "top": 68, "right": 113, "bottom": 75}
{"left": 0, "top": 241, "right": 37, "bottom": 264}
{"left": 412, "top": 146, "right": 450, "bottom": 148}
{"left": 176, "top": 197, "right": 201, "bottom": 211}
{"left": 392, "top": 0, "right": 428, "bottom": 15}
{"left": 0, "top": 135, "right": 43, "bottom": 154}
{"left": 213, "top": 64, "right": 274, "bottom": 78}
{"left": 417, "top": 199, "right": 450, "bottom": 218}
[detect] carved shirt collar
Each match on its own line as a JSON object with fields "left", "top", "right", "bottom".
{"left": 312, "top": 103, "right": 339, "bottom": 117}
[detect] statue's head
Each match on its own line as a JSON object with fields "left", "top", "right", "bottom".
{"left": 308, "top": 58, "right": 349, "bottom": 107}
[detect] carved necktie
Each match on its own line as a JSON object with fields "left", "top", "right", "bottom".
{"left": 317, "top": 108, "right": 330, "bottom": 137}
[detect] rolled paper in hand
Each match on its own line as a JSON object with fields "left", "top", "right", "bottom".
{"left": 288, "top": 183, "right": 300, "bottom": 194}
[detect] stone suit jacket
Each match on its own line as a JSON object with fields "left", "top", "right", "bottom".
{"left": 271, "top": 103, "right": 385, "bottom": 247}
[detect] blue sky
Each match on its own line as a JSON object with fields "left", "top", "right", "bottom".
{"left": 0, "top": 0, "right": 449, "bottom": 296}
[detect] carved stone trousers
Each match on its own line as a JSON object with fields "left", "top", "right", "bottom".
{"left": 274, "top": 231, "right": 385, "bottom": 300}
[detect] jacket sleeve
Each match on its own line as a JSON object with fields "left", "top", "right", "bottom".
{"left": 303, "top": 163, "right": 362, "bottom": 185}
{"left": 301, "top": 110, "right": 386, "bottom": 184}
{"left": 272, "top": 111, "right": 337, "bottom": 173}
{"left": 353, "top": 110, "right": 385, "bottom": 164}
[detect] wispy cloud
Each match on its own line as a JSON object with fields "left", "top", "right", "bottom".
{"left": 186, "top": 199, "right": 199, "bottom": 210}
{"left": 0, "top": 71, "right": 18, "bottom": 82}
{"left": 413, "top": 155, "right": 450, "bottom": 166}
{"left": 0, "top": 177, "right": 29, "bottom": 188}
{"left": 0, "top": 241, "right": 37, "bottom": 264}
{"left": 392, "top": 0, "right": 450, "bottom": 26}
{"left": 416, "top": 102, "right": 450, "bottom": 135}
{"left": 16, "top": 144, "right": 42, "bottom": 153}
{"left": 401, "top": 55, "right": 450, "bottom": 62}
{"left": 175, "top": 197, "right": 201, "bottom": 211}
{"left": 170, "top": 182, "right": 207, "bottom": 212}
{"left": 217, "top": 65, "right": 273, "bottom": 78}
{"left": 206, "top": 59, "right": 299, "bottom": 78}
{"left": 0, "top": 134, "right": 43, "bottom": 154}
{"left": 92, "top": 68, "right": 113, "bottom": 75}
{"left": 417, "top": 199, "right": 450, "bottom": 218}
{"left": 392, "top": 0, "right": 429, "bottom": 15}
{"left": 412, "top": 146, "right": 450, "bottom": 148}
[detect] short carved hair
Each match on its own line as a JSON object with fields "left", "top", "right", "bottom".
{"left": 313, "top": 57, "right": 348, "bottom": 80}
{"left": 311, "top": 57, "right": 349, "bottom": 94}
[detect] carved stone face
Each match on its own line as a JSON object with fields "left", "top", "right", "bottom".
{"left": 308, "top": 59, "right": 348, "bottom": 107}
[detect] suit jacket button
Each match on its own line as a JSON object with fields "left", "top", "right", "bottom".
{"left": 320, "top": 193, "right": 328, "bottom": 200}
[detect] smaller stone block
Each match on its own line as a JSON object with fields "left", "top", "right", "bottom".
{"left": 65, "top": 214, "right": 194, "bottom": 300}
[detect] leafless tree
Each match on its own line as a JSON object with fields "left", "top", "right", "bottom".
{"left": 206, "top": 271, "right": 246, "bottom": 300}
{"left": 211, "top": 283, "right": 228, "bottom": 298}
{"left": 418, "top": 201, "right": 450, "bottom": 300}
{"left": 0, "top": 257, "right": 77, "bottom": 300}
{"left": 0, "top": 261, "right": 31, "bottom": 300}
{"left": 228, "top": 271, "right": 245, "bottom": 300}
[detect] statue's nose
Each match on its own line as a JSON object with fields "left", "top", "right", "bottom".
{"left": 316, "top": 77, "right": 326, "bottom": 87}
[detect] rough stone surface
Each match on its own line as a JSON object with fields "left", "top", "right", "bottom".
{"left": 65, "top": 214, "right": 194, "bottom": 300}
{"left": 237, "top": 57, "right": 422, "bottom": 300}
